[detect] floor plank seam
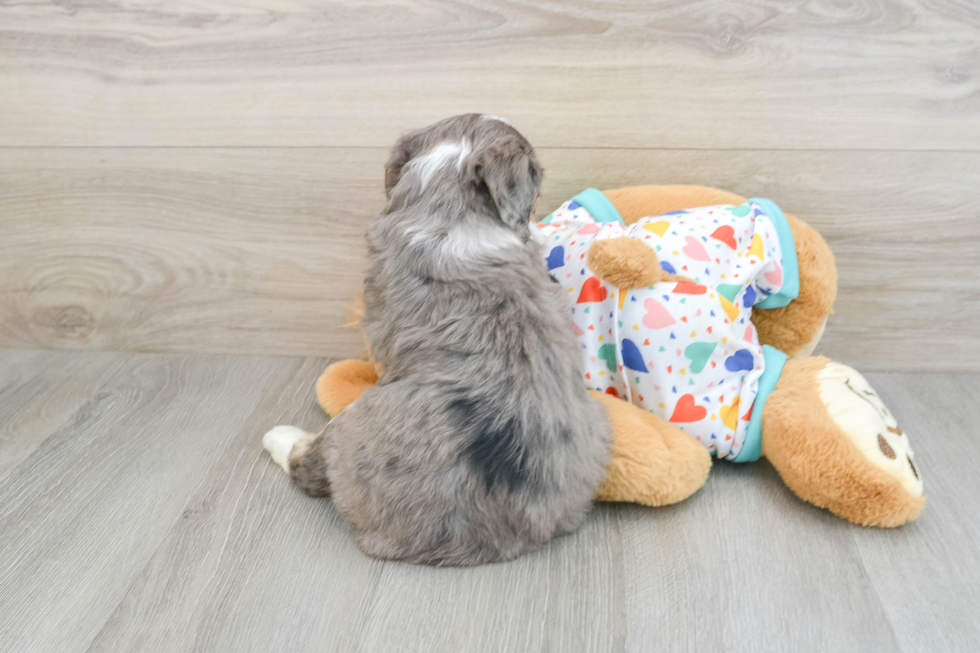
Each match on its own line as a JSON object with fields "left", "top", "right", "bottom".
{"left": 847, "top": 529, "right": 905, "bottom": 651}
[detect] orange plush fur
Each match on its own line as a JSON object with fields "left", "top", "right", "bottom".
{"left": 590, "top": 390, "right": 711, "bottom": 506}
{"left": 587, "top": 238, "right": 663, "bottom": 289}
{"left": 317, "top": 359, "right": 379, "bottom": 418}
{"left": 761, "top": 357, "right": 924, "bottom": 527}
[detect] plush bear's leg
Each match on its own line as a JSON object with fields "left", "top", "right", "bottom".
{"left": 589, "top": 390, "right": 711, "bottom": 506}
{"left": 750, "top": 215, "right": 837, "bottom": 358}
{"left": 316, "top": 359, "right": 379, "bottom": 417}
{"left": 762, "top": 357, "right": 924, "bottom": 527}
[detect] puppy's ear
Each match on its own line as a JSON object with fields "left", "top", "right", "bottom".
{"left": 469, "top": 136, "right": 542, "bottom": 238}
{"left": 384, "top": 132, "right": 417, "bottom": 197}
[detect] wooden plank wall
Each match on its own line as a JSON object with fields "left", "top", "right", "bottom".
{"left": 1, "top": 1, "right": 978, "bottom": 371}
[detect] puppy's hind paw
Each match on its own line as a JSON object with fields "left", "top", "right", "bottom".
{"left": 262, "top": 425, "right": 312, "bottom": 473}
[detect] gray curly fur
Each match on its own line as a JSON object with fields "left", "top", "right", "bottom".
{"left": 289, "top": 114, "right": 611, "bottom": 566}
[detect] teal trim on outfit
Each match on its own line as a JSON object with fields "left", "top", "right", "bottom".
{"left": 748, "top": 197, "right": 799, "bottom": 309}
{"left": 572, "top": 188, "right": 626, "bottom": 225}
{"left": 732, "top": 345, "right": 788, "bottom": 463}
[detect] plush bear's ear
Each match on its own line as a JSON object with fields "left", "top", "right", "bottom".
{"left": 467, "top": 135, "right": 542, "bottom": 238}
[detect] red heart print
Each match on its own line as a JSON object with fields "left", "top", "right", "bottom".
{"left": 673, "top": 282, "right": 707, "bottom": 295}
{"left": 710, "top": 225, "right": 737, "bottom": 249}
{"left": 577, "top": 277, "right": 607, "bottom": 303}
{"left": 670, "top": 394, "right": 707, "bottom": 423}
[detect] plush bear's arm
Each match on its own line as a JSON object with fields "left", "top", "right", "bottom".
{"left": 588, "top": 238, "right": 695, "bottom": 288}
{"left": 587, "top": 238, "right": 663, "bottom": 288}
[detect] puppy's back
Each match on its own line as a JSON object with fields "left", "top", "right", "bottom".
{"left": 321, "top": 115, "right": 612, "bottom": 565}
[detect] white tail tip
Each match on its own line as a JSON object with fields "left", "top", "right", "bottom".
{"left": 262, "top": 425, "right": 311, "bottom": 473}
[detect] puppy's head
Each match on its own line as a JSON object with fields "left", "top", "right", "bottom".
{"left": 384, "top": 114, "right": 542, "bottom": 239}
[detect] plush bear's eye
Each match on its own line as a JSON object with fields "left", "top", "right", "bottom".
{"left": 877, "top": 434, "right": 896, "bottom": 459}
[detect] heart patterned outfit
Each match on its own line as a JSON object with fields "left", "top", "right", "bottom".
{"left": 535, "top": 189, "right": 800, "bottom": 462}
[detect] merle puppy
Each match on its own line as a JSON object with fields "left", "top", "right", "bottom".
{"left": 263, "top": 114, "right": 610, "bottom": 566}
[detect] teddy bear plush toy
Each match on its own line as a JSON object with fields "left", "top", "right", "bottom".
{"left": 316, "top": 185, "right": 924, "bottom": 527}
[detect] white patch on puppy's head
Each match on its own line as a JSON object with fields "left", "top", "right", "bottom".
{"left": 442, "top": 224, "right": 522, "bottom": 260}
{"left": 408, "top": 222, "right": 522, "bottom": 262}
{"left": 482, "top": 114, "right": 512, "bottom": 126}
{"left": 406, "top": 139, "right": 471, "bottom": 190}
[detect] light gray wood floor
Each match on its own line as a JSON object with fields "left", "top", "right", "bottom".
{"left": 1, "top": 349, "right": 977, "bottom": 653}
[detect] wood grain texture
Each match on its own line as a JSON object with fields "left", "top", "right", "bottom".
{"left": 851, "top": 373, "right": 980, "bottom": 653}
{"left": 0, "top": 349, "right": 131, "bottom": 483}
{"left": 1, "top": 351, "right": 977, "bottom": 652}
{"left": 0, "top": 148, "right": 382, "bottom": 358}
{"left": 2, "top": 148, "right": 978, "bottom": 370}
{"left": 0, "top": 351, "right": 303, "bottom": 653}
{"left": 85, "top": 357, "right": 383, "bottom": 653}
{"left": 1, "top": 0, "right": 979, "bottom": 149}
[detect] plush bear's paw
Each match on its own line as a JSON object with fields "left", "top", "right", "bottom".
{"left": 316, "top": 359, "right": 379, "bottom": 417}
{"left": 817, "top": 363, "right": 922, "bottom": 498}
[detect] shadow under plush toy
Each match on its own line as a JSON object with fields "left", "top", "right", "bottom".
{"left": 317, "top": 185, "right": 924, "bottom": 527}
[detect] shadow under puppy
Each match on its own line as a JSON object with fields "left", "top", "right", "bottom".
{"left": 263, "top": 114, "right": 611, "bottom": 566}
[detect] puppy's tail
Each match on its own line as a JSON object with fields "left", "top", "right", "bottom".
{"left": 262, "top": 426, "right": 313, "bottom": 474}
{"left": 262, "top": 426, "right": 331, "bottom": 497}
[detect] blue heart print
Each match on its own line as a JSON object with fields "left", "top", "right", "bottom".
{"left": 621, "top": 339, "right": 649, "bottom": 373}
{"left": 743, "top": 285, "right": 756, "bottom": 307}
{"left": 567, "top": 201, "right": 582, "bottom": 210}
{"left": 546, "top": 246, "right": 565, "bottom": 270}
{"left": 725, "top": 349, "right": 754, "bottom": 372}
{"left": 660, "top": 260, "right": 676, "bottom": 275}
